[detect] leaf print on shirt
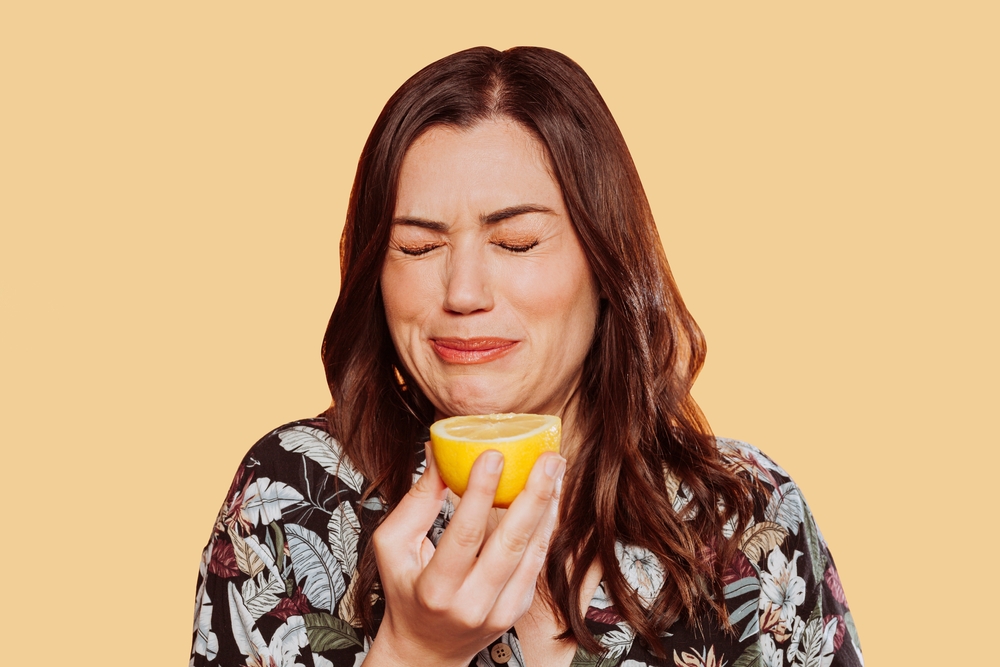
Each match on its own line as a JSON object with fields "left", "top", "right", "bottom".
{"left": 823, "top": 565, "right": 847, "bottom": 606}
{"left": 328, "top": 501, "right": 360, "bottom": 574}
{"left": 729, "top": 644, "right": 762, "bottom": 667}
{"left": 737, "top": 521, "right": 788, "bottom": 564}
{"left": 277, "top": 425, "right": 366, "bottom": 494}
{"left": 209, "top": 538, "right": 240, "bottom": 579}
{"left": 228, "top": 581, "right": 267, "bottom": 660}
{"left": 760, "top": 547, "right": 806, "bottom": 629}
{"left": 268, "top": 586, "right": 312, "bottom": 622}
{"left": 724, "top": 575, "right": 761, "bottom": 643}
{"left": 672, "top": 645, "right": 725, "bottom": 667}
{"left": 765, "top": 482, "right": 805, "bottom": 536}
{"left": 785, "top": 616, "right": 806, "bottom": 664}
{"left": 241, "top": 532, "right": 285, "bottom": 584}
{"left": 302, "top": 612, "right": 363, "bottom": 652}
{"left": 228, "top": 526, "right": 266, "bottom": 578}
{"left": 569, "top": 645, "right": 619, "bottom": 667}
{"left": 285, "top": 523, "right": 346, "bottom": 613}
{"left": 243, "top": 613, "right": 309, "bottom": 667}
{"left": 615, "top": 542, "right": 666, "bottom": 607}
{"left": 599, "top": 626, "right": 635, "bottom": 661}
{"left": 758, "top": 632, "right": 783, "bottom": 667}
{"left": 241, "top": 571, "right": 284, "bottom": 620}
{"left": 241, "top": 477, "right": 305, "bottom": 528}
{"left": 793, "top": 616, "right": 838, "bottom": 667}
{"left": 193, "top": 591, "right": 219, "bottom": 661}
{"left": 717, "top": 438, "right": 790, "bottom": 482}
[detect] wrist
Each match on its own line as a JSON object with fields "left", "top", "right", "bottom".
{"left": 364, "top": 630, "right": 473, "bottom": 667}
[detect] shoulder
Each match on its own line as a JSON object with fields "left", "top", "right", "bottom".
{"left": 229, "top": 417, "right": 370, "bottom": 500}
{"left": 713, "top": 437, "right": 864, "bottom": 666}
{"left": 713, "top": 436, "right": 819, "bottom": 563}
{"left": 714, "top": 436, "right": 793, "bottom": 486}
{"left": 191, "top": 417, "right": 375, "bottom": 666}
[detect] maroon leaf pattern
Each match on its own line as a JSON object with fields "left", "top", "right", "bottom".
{"left": 207, "top": 539, "right": 239, "bottom": 578}
{"left": 269, "top": 586, "right": 312, "bottom": 621}
{"left": 825, "top": 563, "right": 848, "bottom": 606}
{"left": 586, "top": 604, "right": 624, "bottom": 625}
{"left": 723, "top": 550, "right": 756, "bottom": 585}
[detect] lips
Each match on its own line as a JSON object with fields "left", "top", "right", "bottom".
{"left": 431, "top": 337, "right": 519, "bottom": 364}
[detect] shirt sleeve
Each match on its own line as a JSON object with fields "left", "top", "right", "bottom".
{"left": 753, "top": 466, "right": 864, "bottom": 666}
{"left": 189, "top": 421, "right": 373, "bottom": 667}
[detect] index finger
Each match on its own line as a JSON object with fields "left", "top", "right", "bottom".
{"left": 421, "top": 448, "right": 505, "bottom": 586}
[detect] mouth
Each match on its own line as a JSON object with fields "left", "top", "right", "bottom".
{"left": 431, "top": 337, "right": 520, "bottom": 364}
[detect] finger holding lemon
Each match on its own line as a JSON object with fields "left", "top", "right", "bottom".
{"left": 368, "top": 414, "right": 565, "bottom": 667}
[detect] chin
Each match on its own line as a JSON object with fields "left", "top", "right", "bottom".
{"left": 435, "top": 379, "right": 521, "bottom": 417}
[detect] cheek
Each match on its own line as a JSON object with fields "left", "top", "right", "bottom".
{"left": 381, "top": 267, "right": 428, "bottom": 350}
{"left": 507, "top": 258, "right": 599, "bottom": 343}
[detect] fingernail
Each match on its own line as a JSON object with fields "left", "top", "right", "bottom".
{"left": 485, "top": 451, "right": 504, "bottom": 474}
{"left": 545, "top": 456, "right": 566, "bottom": 480}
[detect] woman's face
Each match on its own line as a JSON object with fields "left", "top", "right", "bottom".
{"left": 381, "top": 119, "right": 600, "bottom": 420}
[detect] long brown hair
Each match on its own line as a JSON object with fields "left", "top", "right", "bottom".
{"left": 322, "top": 46, "right": 755, "bottom": 656}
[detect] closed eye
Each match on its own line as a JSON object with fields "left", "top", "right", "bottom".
{"left": 495, "top": 240, "right": 539, "bottom": 253}
{"left": 397, "top": 243, "right": 443, "bottom": 256}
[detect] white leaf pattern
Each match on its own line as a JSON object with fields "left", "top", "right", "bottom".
{"left": 278, "top": 425, "right": 366, "bottom": 493}
{"left": 328, "top": 501, "right": 361, "bottom": 575}
{"left": 765, "top": 481, "right": 805, "bottom": 536}
{"left": 599, "top": 627, "right": 634, "bottom": 659}
{"left": 243, "top": 534, "right": 282, "bottom": 582}
{"left": 193, "top": 592, "right": 218, "bottom": 660}
{"left": 241, "top": 477, "right": 304, "bottom": 527}
{"left": 267, "top": 616, "right": 309, "bottom": 667}
{"left": 794, "top": 616, "right": 838, "bottom": 667}
{"left": 285, "top": 523, "right": 346, "bottom": 613}
{"left": 227, "top": 581, "right": 266, "bottom": 658}
{"left": 241, "top": 572, "right": 284, "bottom": 620}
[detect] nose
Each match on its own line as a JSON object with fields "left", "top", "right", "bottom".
{"left": 442, "top": 243, "right": 494, "bottom": 314}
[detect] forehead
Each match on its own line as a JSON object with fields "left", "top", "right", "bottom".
{"left": 395, "top": 120, "right": 563, "bottom": 213}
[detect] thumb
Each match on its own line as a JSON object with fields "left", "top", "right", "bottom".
{"left": 376, "top": 441, "right": 447, "bottom": 549}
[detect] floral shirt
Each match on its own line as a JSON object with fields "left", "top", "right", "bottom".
{"left": 191, "top": 418, "right": 863, "bottom": 667}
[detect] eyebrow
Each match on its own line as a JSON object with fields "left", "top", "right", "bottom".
{"left": 481, "top": 204, "right": 554, "bottom": 224}
{"left": 391, "top": 204, "right": 554, "bottom": 230}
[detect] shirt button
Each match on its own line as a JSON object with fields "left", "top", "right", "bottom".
{"left": 491, "top": 642, "right": 513, "bottom": 664}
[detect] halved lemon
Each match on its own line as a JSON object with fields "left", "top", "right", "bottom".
{"left": 429, "top": 413, "right": 561, "bottom": 508}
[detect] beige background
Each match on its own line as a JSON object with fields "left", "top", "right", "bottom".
{"left": 2, "top": 2, "right": 997, "bottom": 665}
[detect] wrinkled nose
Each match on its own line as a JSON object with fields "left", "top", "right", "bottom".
{"left": 442, "top": 245, "right": 494, "bottom": 314}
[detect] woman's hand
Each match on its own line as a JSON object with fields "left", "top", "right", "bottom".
{"left": 364, "top": 447, "right": 565, "bottom": 667}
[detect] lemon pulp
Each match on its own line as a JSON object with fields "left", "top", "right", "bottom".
{"left": 429, "top": 413, "right": 561, "bottom": 508}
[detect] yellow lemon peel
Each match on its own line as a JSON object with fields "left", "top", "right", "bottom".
{"left": 429, "top": 413, "right": 561, "bottom": 508}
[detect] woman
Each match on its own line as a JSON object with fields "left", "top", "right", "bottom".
{"left": 191, "top": 47, "right": 861, "bottom": 667}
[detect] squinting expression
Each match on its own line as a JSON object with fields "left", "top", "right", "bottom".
{"left": 381, "top": 119, "right": 600, "bottom": 421}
